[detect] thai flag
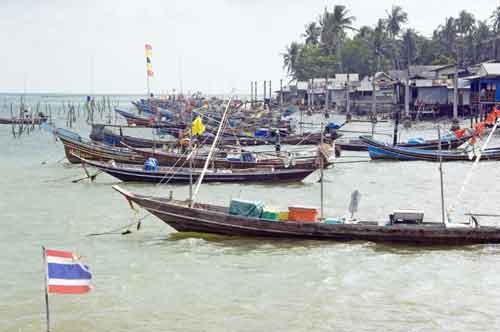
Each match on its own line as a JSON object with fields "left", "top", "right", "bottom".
{"left": 45, "top": 249, "right": 92, "bottom": 294}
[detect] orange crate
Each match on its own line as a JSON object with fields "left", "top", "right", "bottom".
{"left": 288, "top": 207, "right": 318, "bottom": 222}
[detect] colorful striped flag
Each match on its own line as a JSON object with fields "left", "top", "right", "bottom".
{"left": 45, "top": 249, "right": 92, "bottom": 294}
{"left": 145, "top": 44, "right": 154, "bottom": 77}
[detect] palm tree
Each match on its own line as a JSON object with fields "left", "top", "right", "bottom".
{"left": 372, "top": 19, "right": 389, "bottom": 71}
{"left": 473, "top": 20, "right": 493, "bottom": 62}
{"left": 282, "top": 42, "right": 302, "bottom": 76}
{"left": 437, "top": 17, "right": 457, "bottom": 53}
{"left": 386, "top": 5, "right": 408, "bottom": 40}
{"left": 386, "top": 5, "right": 408, "bottom": 69}
{"left": 402, "top": 29, "right": 418, "bottom": 68}
{"left": 491, "top": 7, "right": 500, "bottom": 61}
{"left": 302, "top": 22, "right": 321, "bottom": 46}
{"left": 319, "top": 5, "right": 356, "bottom": 56}
{"left": 456, "top": 10, "right": 475, "bottom": 36}
{"left": 456, "top": 10, "right": 475, "bottom": 65}
{"left": 491, "top": 6, "right": 500, "bottom": 32}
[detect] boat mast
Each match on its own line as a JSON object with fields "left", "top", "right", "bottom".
{"left": 320, "top": 120, "right": 324, "bottom": 220}
{"left": 191, "top": 96, "right": 233, "bottom": 205}
{"left": 189, "top": 108, "right": 193, "bottom": 204}
{"left": 437, "top": 125, "right": 445, "bottom": 225}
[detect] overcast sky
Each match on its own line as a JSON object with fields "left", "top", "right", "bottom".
{"left": 0, "top": 0, "right": 497, "bottom": 95}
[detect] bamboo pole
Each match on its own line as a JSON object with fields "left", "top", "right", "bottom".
{"left": 42, "top": 246, "right": 51, "bottom": 332}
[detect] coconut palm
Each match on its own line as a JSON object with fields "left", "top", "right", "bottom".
{"left": 302, "top": 22, "right": 321, "bottom": 46}
{"left": 402, "top": 29, "right": 418, "bottom": 68}
{"left": 319, "top": 5, "right": 356, "bottom": 56}
{"left": 473, "top": 20, "right": 493, "bottom": 62}
{"left": 491, "top": 6, "right": 500, "bottom": 32}
{"left": 437, "top": 17, "right": 457, "bottom": 51}
{"left": 456, "top": 10, "right": 475, "bottom": 36}
{"left": 282, "top": 42, "right": 303, "bottom": 76}
{"left": 385, "top": 6, "right": 407, "bottom": 69}
{"left": 386, "top": 5, "right": 408, "bottom": 40}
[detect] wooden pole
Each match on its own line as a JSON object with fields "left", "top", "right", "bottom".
{"left": 254, "top": 81, "right": 258, "bottom": 104}
{"left": 250, "top": 81, "right": 254, "bottom": 108}
{"left": 372, "top": 75, "right": 377, "bottom": 136}
{"left": 269, "top": 80, "right": 272, "bottom": 106}
{"left": 263, "top": 80, "right": 267, "bottom": 106}
{"left": 280, "top": 79, "right": 283, "bottom": 106}
{"left": 42, "top": 246, "right": 50, "bottom": 332}
{"left": 311, "top": 78, "right": 315, "bottom": 108}
{"left": 189, "top": 110, "right": 193, "bottom": 205}
{"left": 346, "top": 74, "right": 351, "bottom": 114}
{"left": 392, "top": 110, "right": 400, "bottom": 146}
{"left": 325, "top": 74, "right": 329, "bottom": 110}
{"left": 453, "top": 65, "right": 459, "bottom": 120}
{"left": 404, "top": 80, "right": 410, "bottom": 116}
{"left": 320, "top": 120, "right": 324, "bottom": 220}
{"left": 438, "top": 126, "right": 445, "bottom": 225}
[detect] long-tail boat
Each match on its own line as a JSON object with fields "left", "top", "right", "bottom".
{"left": 124, "top": 144, "right": 329, "bottom": 170}
{"left": 75, "top": 157, "right": 316, "bottom": 184}
{"left": 360, "top": 136, "right": 500, "bottom": 162}
{"left": 55, "top": 128, "right": 144, "bottom": 164}
{"left": 91, "top": 124, "right": 341, "bottom": 148}
{"left": 57, "top": 128, "right": 329, "bottom": 169}
{"left": 112, "top": 185, "right": 500, "bottom": 245}
{"left": 111, "top": 111, "right": 500, "bottom": 246}
{"left": 114, "top": 109, "right": 186, "bottom": 128}
{"left": 337, "top": 134, "right": 471, "bottom": 152}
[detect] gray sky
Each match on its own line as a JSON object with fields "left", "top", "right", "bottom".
{"left": 0, "top": 0, "right": 497, "bottom": 95}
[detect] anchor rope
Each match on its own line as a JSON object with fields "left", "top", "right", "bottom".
{"left": 447, "top": 120, "right": 500, "bottom": 220}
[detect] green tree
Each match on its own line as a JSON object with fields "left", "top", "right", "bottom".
{"left": 319, "top": 5, "right": 356, "bottom": 57}
{"left": 386, "top": 5, "right": 408, "bottom": 69}
{"left": 282, "top": 42, "right": 303, "bottom": 76}
{"left": 341, "top": 38, "right": 373, "bottom": 77}
{"left": 472, "top": 20, "right": 493, "bottom": 62}
{"left": 386, "top": 5, "right": 408, "bottom": 39}
{"left": 492, "top": 6, "right": 500, "bottom": 32}
{"left": 303, "top": 22, "right": 321, "bottom": 46}
{"left": 401, "top": 29, "right": 418, "bottom": 69}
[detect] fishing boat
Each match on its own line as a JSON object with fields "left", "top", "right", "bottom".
{"left": 114, "top": 109, "right": 185, "bottom": 128}
{"left": 113, "top": 186, "right": 500, "bottom": 245}
{"left": 360, "top": 136, "right": 500, "bottom": 162}
{"left": 337, "top": 134, "right": 471, "bottom": 152}
{"left": 55, "top": 128, "right": 144, "bottom": 164}
{"left": 75, "top": 157, "right": 317, "bottom": 184}
{"left": 89, "top": 124, "right": 177, "bottom": 148}
{"left": 57, "top": 127, "right": 330, "bottom": 169}
{"left": 125, "top": 144, "right": 329, "bottom": 170}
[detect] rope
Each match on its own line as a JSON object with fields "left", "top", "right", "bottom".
{"left": 86, "top": 215, "right": 150, "bottom": 236}
{"left": 447, "top": 120, "right": 500, "bottom": 221}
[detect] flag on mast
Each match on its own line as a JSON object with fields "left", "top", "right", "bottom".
{"left": 145, "top": 44, "right": 154, "bottom": 77}
{"left": 45, "top": 249, "right": 92, "bottom": 294}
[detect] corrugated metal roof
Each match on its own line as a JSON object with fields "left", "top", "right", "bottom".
{"left": 479, "top": 63, "right": 500, "bottom": 77}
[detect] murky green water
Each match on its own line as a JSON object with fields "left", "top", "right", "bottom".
{"left": 2, "top": 95, "right": 500, "bottom": 331}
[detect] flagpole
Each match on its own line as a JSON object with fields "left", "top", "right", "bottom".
{"left": 42, "top": 246, "right": 50, "bottom": 332}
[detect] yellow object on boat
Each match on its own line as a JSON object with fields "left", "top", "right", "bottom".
{"left": 278, "top": 212, "right": 289, "bottom": 221}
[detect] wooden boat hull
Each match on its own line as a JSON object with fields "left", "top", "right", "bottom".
{"left": 337, "top": 135, "right": 471, "bottom": 152}
{"left": 114, "top": 109, "right": 185, "bottom": 128}
{"left": 360, "top": 136, "right": 500, "bottom": 162}
{"left": 57, "top": 129, "right": 326, "bottom": 170}
{"left": 55, "top": 129, "right": 144, "bottom": 164}
{"left": 128, "top": 146, "right": 326, "bottom": 170}
{"left": 114, "top": 187, "right": 500, "bottom": 245}
{"left": 80, "top": 159, "right": 315, "bottom": 183}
